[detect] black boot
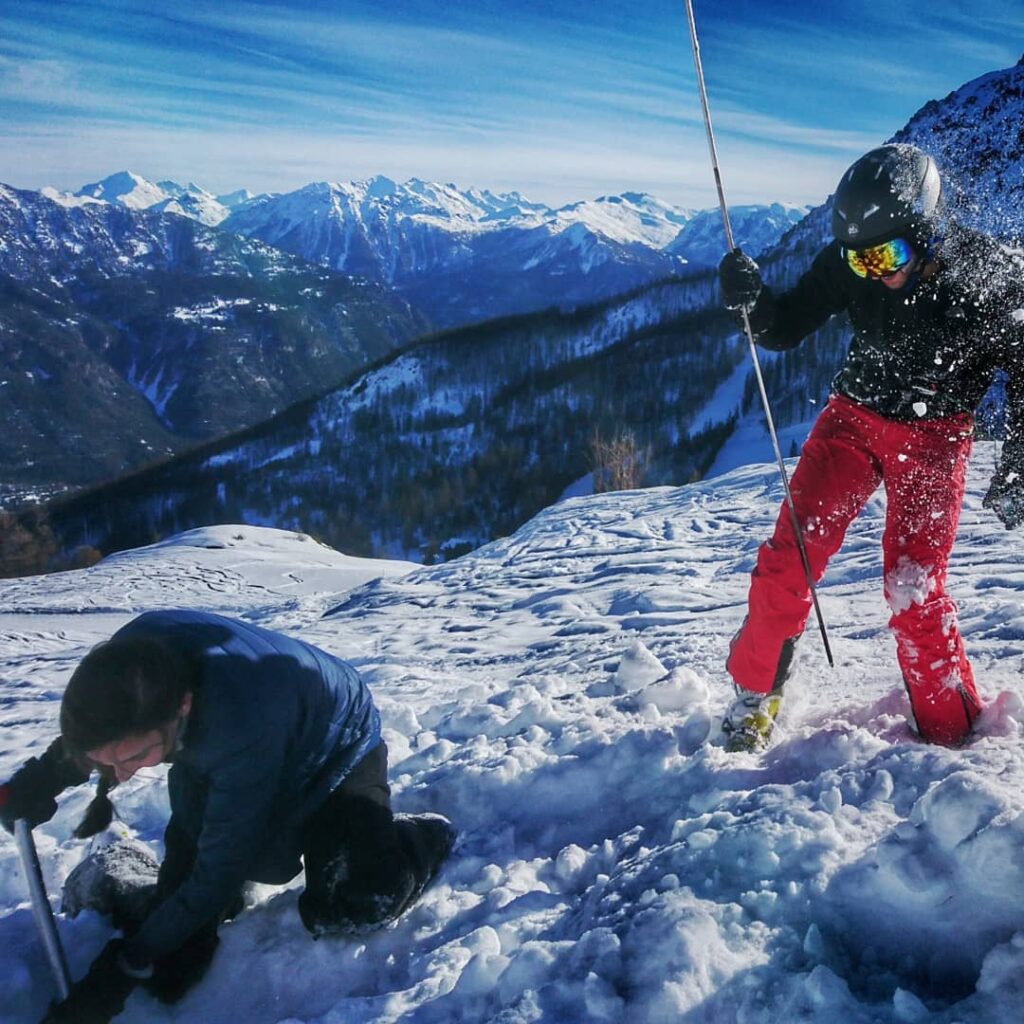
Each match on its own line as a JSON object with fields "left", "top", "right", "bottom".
{"left": 299, "top": 801, "right": 455, "bottom": 938}
{"left": 391, "top": 813, "right": 457, "bottom": 917}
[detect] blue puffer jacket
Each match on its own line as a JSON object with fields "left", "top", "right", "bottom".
{"left": 114, "top": 609, "right": 381, "bottom": 963}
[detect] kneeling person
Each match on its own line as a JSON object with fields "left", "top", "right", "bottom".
{"left": 0, "top": 609, "right": 455, "bottom": 1017}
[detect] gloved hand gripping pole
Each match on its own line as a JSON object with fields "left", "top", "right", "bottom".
{"left": 682, "top": 0, "right": 834, "bottom": 667}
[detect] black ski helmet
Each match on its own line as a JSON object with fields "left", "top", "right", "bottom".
{"left": 831, "top": 144, "right": 942, "bottom": 249}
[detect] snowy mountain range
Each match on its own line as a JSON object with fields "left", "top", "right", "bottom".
{"left": 221, "top": 180, "right": 691, "bottom": 328}
{"left": 0, "top": 183, "right": 425, "bottom": 493}
{"left": 0, "top": 171, "right": 804, "bottom": 501}
{"left": 47, "top": 172, "right": 808, "bottom": 328}
{"left": 2, "top": 455, "right": 1024, "bottom": 1022}
{"left": 46, "top": 170, "right": 253, "bottom": 226}
{"left": 8, "top": 54, "right": 1024, "bottom": 573}
{"left": 18, "top": 53, "right": 1023, "bottom": 574}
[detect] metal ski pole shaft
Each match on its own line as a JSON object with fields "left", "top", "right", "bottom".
{"left": 15, "top": 819, "right": 72, "bottom": 1002}
{"left": 682, "top": 0, "right": 834, "bottom": 667}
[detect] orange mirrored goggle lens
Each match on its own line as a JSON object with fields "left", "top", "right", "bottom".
{"left": 844, "top": 237, "right": 915, "bottom": 279}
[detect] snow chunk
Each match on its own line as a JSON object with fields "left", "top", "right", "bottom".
{"left": 638, "top": 665, "right": 710, "bottom": 713}
{"left": 909, "top": 771, "right": 1004, "bottom": 850}
{"left": 612, "top": 639, "right": 666, "bottom": 692}
{"left": 554, "top": 843, "right": 589, "bottom": 884}
{"left": 893, "top": 987, "right": 930, "bottom": 1022}
{"left": 977, "top": 933, "right": 1024, "bottom": 994}
{"left": 62, "top": 838, "right": 159, "bottom": 928}
{"left": 884, "top": 556, "right": 936, "bottom": 613}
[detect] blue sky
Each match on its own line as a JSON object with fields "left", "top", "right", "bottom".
{"left": 1, "top": 0, "right": 1021, "bottom": 208}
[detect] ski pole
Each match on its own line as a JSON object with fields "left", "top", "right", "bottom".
{"left": 14, "top": 819, "right": 72, "bottom": 1001}
{"left": 682, "top": 0, "right": 834, "bottom": 667}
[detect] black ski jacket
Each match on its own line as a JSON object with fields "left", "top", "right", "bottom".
{"left": 746, "top": 224, "right": 1024, "bottom": 473}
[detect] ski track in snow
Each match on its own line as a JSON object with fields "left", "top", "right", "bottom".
{"left": 1, "top": 452, "right": 1024, "bottom": 1023}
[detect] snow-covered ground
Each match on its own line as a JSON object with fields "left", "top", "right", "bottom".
{"left": 707, "top": 412, "right": 817, "bottom": 479}
{"left": 2, "top": 454, "right": 1024, "bottom": 1023}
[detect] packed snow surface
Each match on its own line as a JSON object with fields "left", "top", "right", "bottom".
{"left": 2, "top": 461, "right": 1024, "bottom": 1023}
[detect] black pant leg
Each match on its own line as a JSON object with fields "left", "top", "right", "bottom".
{"left": 298, "top": 742, "right": 418, "bottom": 937}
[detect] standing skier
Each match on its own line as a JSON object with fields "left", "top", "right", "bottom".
{"left": 717, "top": 143, "right": 1024, "bottom": 752}
{"left": 0, "top": 609, "right": 456, "bottom": 1020}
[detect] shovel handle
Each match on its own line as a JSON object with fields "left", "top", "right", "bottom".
{"left": 14, "top": 819, "right": 72, "bottom": 1001}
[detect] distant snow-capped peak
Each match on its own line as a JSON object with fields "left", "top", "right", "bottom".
{"left": 66, "top": 171, "right": 239, "bottom": 226}
{"left": 151, "top": 191, "right": 231, "bottom": 227}
{"left": 154, "top": 179, "right": 213, "bottom": 199}
{"left": 222, "top": 176, "right": 701, "bottom": 249}
{"left": 216, "top": 188, "right": 257, "bottom": 210}
{"left": 548, "top": 192, "right": 696, "bottom": 248}
{"left": 665, "top": 202, "right": 810, "bottom": 262}
{"left": 39, "top": 187, "right": 106, "bottom": 209}
{"left": 75, "top": 170, "right": 172, "bottom": 210}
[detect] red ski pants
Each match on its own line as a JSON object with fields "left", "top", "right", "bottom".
{"left": 727, "top": 394, "right": 982, "bottom": 745}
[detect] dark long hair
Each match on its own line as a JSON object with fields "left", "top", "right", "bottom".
{"left": 61, "top": 636, "right": 198, "bottom": 838}
{"left": 61, "top": 636, "right": 197, "bottom": 761}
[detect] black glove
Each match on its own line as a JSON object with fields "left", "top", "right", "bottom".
{"left": 1, "top": 739, "right": 90, "bottom": 835}
{"left": 40, "top": 939, "right": 138, "bottom": 1023}
{"left": 1, "top": 749, "right": 61, "bottom": 834}
{"left": 983, "top": 468, "right": 1024, "bottom": 529}
{"left": 718, "top": 247, "right": 763, "bottom": 310}
{"left": 144, "top": 927, "right": 220, "bottom": 1004}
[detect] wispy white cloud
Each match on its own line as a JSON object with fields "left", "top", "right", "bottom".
{"left": 0, "top": 110, "right": 852, "bottom": 211}
{"left": 0, "top": 56, "right": 74, "bottom": 96}
{"left": 0, "top": 0, "right": 1018, "bottom": 207}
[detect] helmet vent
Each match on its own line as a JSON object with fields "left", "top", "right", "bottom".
{"left": 831, "top": 144, "right": 942, "bottom": 248}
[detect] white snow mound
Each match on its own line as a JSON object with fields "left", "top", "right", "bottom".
{"left": 1, "top": 451, "right": 1023, "bottom": 1023}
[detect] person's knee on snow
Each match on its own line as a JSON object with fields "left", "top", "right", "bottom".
{"left": 297, "top": 741, "right": 455, "bottom": 938}
{"left": 299, "top": 829, "right": 417, "bottom": 938}
{"left": 298, "top": 809, "right": 454, "bottom": 938}
{"left": 297, "top": 761, "right": 416, "bottom": 938}
{"left": 299, "top": 861, "right": 417, "bottom": 937}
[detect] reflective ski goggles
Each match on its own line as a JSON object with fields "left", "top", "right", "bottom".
{"left": 844, "top": 237, "right": 915, "bottom": 279}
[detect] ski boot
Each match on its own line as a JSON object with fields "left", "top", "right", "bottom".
{"left": 721, "top": 684, "right": 783, "bottom": 752}
{"left": 392, "top": 813, "right": 457, "bottom": 916}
